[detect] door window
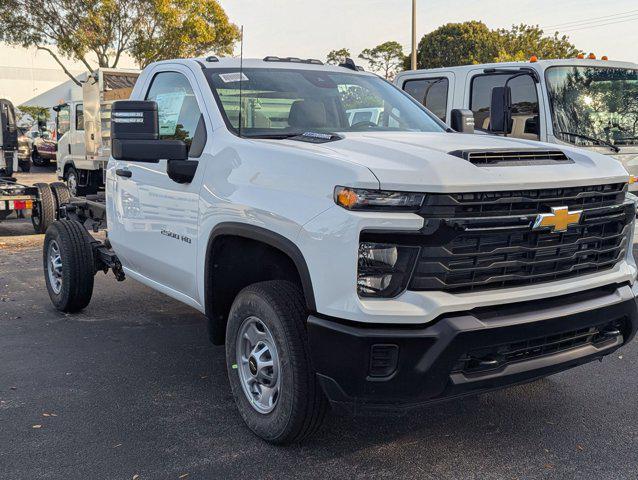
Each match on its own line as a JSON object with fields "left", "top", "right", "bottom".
{"left": 470, "top": 73, "right": 540, "bottom": 139}
{"left": 403, "top": 77, "right": 449, "bottom": 122}
{"left": 75, "top": 104, "right": 84, "bottom": 131}
{"left": 145, "top": 72, "right": 202, "bottom": 148}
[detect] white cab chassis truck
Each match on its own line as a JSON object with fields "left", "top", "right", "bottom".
{"left": 56, "top": 68, "right": 139, "bottom": 196}
{"left": 42, "top": 56, "right": 638, "bottom": 444}
{"left": 395, "top": 58, "right": 638, "bottom": 190}
{"left": 0, "top": 98, "right": 60, "bottom": 233}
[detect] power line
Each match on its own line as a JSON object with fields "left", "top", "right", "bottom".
{"left": 553, "top": 13, "right": 638, "bottom": 31}
{"left": 560, "top": 15, "right": 638, "bottom": 33}
{"left": 542, "top": 8, "right": 638, "bottom": 29}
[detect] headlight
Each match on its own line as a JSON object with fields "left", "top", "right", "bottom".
{"left": 335, "top": 186, "right": 425, "bottom": 211}
{"left": 357, "top": 242, "right": 420, "bottom": 297}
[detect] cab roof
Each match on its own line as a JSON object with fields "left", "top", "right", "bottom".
{"left": 396, "top": 58, "right": 638, "bottom": 80}
{"left": 150, "top": 56, "right": 374, "bottom": 75}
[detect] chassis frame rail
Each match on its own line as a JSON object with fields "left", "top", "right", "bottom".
{"left": 59, "top": 198, "right": 125, "bottom": 282}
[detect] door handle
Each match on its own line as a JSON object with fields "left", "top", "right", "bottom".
{"left": 116, "top": 169, "right": 132, "bottom": 178}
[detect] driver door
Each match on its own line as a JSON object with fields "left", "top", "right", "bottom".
{"left": 107, "top": 66, "right": 208, "bottom": 302}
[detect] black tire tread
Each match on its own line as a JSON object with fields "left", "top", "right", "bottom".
{"left": 50, "top": 182, "right": 71, "bottom": 213}
{"left": 44, "top": 220, "right": 95, "bottom": 312}
{"left": 32, "top": 183, "right": 56, "bottom": 234}
{"left": 231, "top": 280, "right": 328, "bottom": 444}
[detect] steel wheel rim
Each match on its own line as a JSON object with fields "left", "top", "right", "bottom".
{"left": 47, "top": 240, "right": 63, "bottom": 295}
{"left": 67, "top": 173, "right": 77, "bottom": 197}
{"left": 236, "top": 316, "right": 281, "bottom": 414}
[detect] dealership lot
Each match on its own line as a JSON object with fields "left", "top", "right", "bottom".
{"left": 1, "top": 170, "right": 638, "bottom": 479}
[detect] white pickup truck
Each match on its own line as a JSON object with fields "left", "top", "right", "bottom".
{"left": 42, "top": 56, "right": 638, "bottom": 444}
{"left": 395, "top": 58, "right": 638, "bottom": 189}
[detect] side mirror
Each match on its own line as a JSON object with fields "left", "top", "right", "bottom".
{"left": 489, "top": 86, "right": 512, "bottom": 134}
{"left": 111, "top": 100, "right": 187, "bottom": 163}
{"left": 450, "top": 109, "right": 475, "bottom": 134}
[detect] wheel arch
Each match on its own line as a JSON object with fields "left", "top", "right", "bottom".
{"left": 204, "top": 222, "right": 317, "bottom": 343}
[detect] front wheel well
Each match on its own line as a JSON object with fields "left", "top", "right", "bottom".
{"left": 205, "top": 226, "right": 315, "bottom": 344}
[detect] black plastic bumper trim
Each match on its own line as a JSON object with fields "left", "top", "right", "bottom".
{"left": 308, "top": 284, "right": 638, "bottom": 415}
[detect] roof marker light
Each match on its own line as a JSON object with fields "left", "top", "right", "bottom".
{"left": 588, "top": 53, "right": 596, "bottom": 59}
{"left": 530, "top": 55, "right": 538, "bottom": 63}
{"left": 577, "top": 53, "right": 585, "bottom": 59}
{"left": 601, "top": 55, "right": 609, "bottom": 61}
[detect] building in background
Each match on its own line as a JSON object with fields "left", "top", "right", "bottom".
{"left": 0, "top": 43, "right": 136, "bottom": 123}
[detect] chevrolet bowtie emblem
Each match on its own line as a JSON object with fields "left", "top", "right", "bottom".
{"left": 533, "top": 206, "right": 582, "bottom": 233}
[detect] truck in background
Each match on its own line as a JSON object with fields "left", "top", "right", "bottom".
{"left": 395, "top": 57, "right": 638, "bottom": 189}
{"left": 0, "top": 99, "right": 18, "bottom": 177}
{"left": 56, "top": 68, "right": 139, "bottom": 196}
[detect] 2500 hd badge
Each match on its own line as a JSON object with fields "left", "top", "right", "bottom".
{"left": 160, "top": 229, "right": 192, "bottom": 244}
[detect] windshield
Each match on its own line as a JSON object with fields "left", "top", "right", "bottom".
{"left": 546, "top": 66, "right": 638, "bottom": 147}
{"left": 205, "top": 68, "right": 445, "bottom": 137}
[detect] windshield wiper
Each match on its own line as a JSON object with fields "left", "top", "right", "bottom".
{"left": 244, "top": 132, "right": 306, "bottom": 140}
{"left": 557, "top": 130, "right": 620, "bottom": 153}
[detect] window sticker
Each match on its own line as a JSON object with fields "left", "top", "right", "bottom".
{"left": 155, "top": 92, "right": 186, "bottom": 136}
{"left": 219, "top": 72, "right": 249, "bottom": 83}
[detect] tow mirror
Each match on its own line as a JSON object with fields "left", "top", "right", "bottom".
{"left": 489, "top": 86, "right": 512, "bottom": 135}
{"left": 450, "top": 109, "right": 475, "bottom": 134}
{"left": 111, "top": 100, "right": 187, "bottom": 163}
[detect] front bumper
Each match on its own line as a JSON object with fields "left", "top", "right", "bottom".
{"left": 308, "top": 283, "right": 638, "bottom": 415}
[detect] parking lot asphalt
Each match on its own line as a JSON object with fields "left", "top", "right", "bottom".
{"left": 1, "top": 169, "right": 638, "bottom": 479}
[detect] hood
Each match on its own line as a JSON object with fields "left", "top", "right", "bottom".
{"left": 272, "top": 132, "right": 630, "bottom": 192}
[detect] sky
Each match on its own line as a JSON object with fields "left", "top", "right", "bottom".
{"left": 2, "top": 0, "right": 637, "bottom": 105}
{"left": 220, "top": 0, "right": 638, "bottom": 63}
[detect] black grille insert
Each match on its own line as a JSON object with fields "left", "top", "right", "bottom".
{"left": 361, "top": 183, "right": 632, "bottom": 294}
{"left": 452, "top": 319, "right": 626, "bottom": 376}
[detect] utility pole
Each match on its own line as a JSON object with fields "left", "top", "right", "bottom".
{"left": 411, "top": 0, "right": 417, "bottom": 70}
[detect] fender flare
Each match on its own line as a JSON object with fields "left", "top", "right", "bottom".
{"left": 204, "top": 222, "right": 317, "bottom": 314}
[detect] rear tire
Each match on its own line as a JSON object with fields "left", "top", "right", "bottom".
{"left": 50, "top": 182, "right": 71, "bottom": 215}
{"left": 43, "top": 220, "right": 95, "bottom": 312}
{"left": 32, "top": 183, "right": 56, "bottom": 234}
{"left": 225, "top": 280, "right": 328, "bottom": 444}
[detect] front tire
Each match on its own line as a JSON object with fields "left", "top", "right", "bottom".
{"left": 43, "top": 220, "right": 95, "bottom": 312}
{"left": 32, "top": 148, "right": 50, "bottom": 167}
{"left": 225, "top": 280, "right": 328, "bottom": 444}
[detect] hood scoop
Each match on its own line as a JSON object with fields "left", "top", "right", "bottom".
{"left": 448, "top": 148, "right": 573, "bottom": 167}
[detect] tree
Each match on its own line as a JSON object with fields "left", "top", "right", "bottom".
{"left": 16, "top": 106, "right": 50, "bottom": 129}
{"left": 495, "top": 24, "right": 581, "bottom": 62}
{"left": 0, "top": 0, "right": 240, "bottom": 85}
{"left": 411, "top": 21, "right": 501, "bottom": 70}
{"left": 359, "top": 41, "right": 404, "bottom": 80}
{"left": 326, "top": 48, "right": 351, "bottom": 65}
{"left": 409, "top": 21, "right": 582, "bottom": 70}
{"left": 130, "top": 0, "right": 240, "bottom": 68}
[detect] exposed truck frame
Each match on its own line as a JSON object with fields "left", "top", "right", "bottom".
{"left": 56, "top": 68, "right": 140, "bottom": 196}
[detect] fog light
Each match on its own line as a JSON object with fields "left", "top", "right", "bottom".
{"left": 369, "top": 344, "right": 399, "bottom": 378}
{"left": 357, "top": 242, "right": 419, "bottom": 298}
